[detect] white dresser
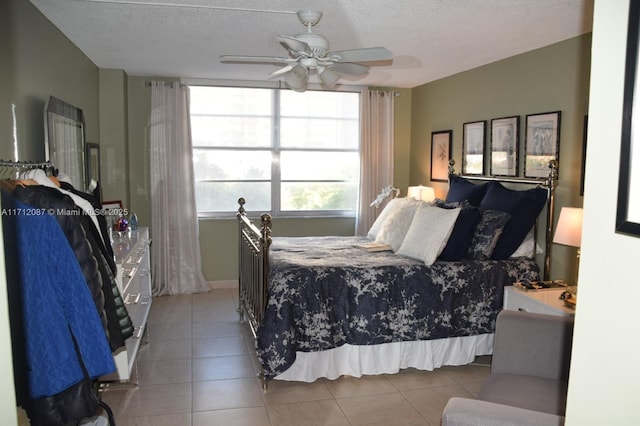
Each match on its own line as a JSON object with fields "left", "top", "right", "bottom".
{"left": 504, "top": 286, "right": 574, "bottom": 317}
{"left": 101, "top": 227, "right": 152, "bottom": 382}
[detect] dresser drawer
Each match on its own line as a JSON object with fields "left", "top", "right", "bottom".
{"left": 101, "top": 227, "right": 152, "bottom": 382}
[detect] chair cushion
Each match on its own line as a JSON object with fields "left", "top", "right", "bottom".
{"left": 477, "top": 373, "right": 568, "bottom": 417}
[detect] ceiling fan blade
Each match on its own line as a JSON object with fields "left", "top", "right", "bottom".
{"left": 277, "top": 35, "right": 312, "bottom": 56}
{"left": 319, "top": 67, "right": 341, "bottom": 89}
{"left": 330, "top": 62, "right": 369, "bottom": 76}
{"left": 284, "top": 64, "right": 308, "bottom": 92}
{"left": 269, "top": 65, "right": 294, "bottom": 78}
{"left": 329, "top": 47, "right": 393, "bottom": 63}
{"left": 220, "top": 55, "right": 292, "bottom": 65}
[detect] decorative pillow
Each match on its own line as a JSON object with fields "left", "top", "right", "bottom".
{"left": 434, "top": 199, "right": 482, "bottom": 261}
{"left": 446, "top": 175, "right": 490, "bottom": 206}
{"left": 374, "top": 198, "right": 421, "bottom": 251}
{"left": 398, "top": 204, "right": 461, "bottom": 265}
{"left": 367, "top": 197, "right": 409, "bottom": 239}
{"left": 466, "top": 210, "right": 512, "bottom": 260}
{"left": 510, "top": 228, "right": 544, "bottom": 258}
{"left": 479, "top": 182, "right": 548, "bottom": 259}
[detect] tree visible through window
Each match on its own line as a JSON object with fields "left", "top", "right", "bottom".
{"left": 190, "top": 86, "right": 360, "bottom": 216}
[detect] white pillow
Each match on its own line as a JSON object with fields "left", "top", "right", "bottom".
{"left": 510, "top": 228, "right": 544, "bottom": 258}
{"left": 368, "top": 197, "right": 412, "bottom": 239}
{"left": 398, "top": 204, "right": 461, "bottom": 265}
{"left": 374, "top": 198, "right": 422, "bottom": 251}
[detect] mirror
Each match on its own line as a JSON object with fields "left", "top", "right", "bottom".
{"left": 44, "top": 96, "right": 86, "bottom": 190}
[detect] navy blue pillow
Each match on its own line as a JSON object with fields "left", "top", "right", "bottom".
{"left": 446, "top": 175, "right": 490, "bottom": 206}
{"left": 479, "top": 182, "right": 548, "bottom": 259}
{"left": 435, "top": 199, "right": 482, "bottom": 261}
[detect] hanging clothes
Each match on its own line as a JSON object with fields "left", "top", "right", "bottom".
{"left": 80, "top": 212, "right": 134, "bottom": 349}
{"left": 20, "top": 169, "right": 104, "bottom": 246}
{"left": 59, "top": 180, "right": 115, "bottom": 273}
{"left": 12, "top": 184, "right": 109, "bottom": 338}
{"left": 13, "top": 181, "right": 133, "bottom": 351}
{"left": 1, "top": 190, "right": 115, "bottom": 424}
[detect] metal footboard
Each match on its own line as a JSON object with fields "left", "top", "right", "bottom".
{"left": 237, "top": 198, "right": 272, "bottom": 340}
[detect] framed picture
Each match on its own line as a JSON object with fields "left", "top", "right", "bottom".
{"left": 462, "top": 120, "right": 486, "bottom": 175}
{"left": 524, "top": 111, "right": 561, "bottom": 178}
{"left": 580, "top": 115, "right": 588, "bottom": 196}
{"left": 490, "top": 116, "right": 519, "bottom": 176}
{"left": 102, "top": 200, "right": 123, "bottom": 215}
{"left": 431, "top": 130, "right": 452, "bottom": 182}
{"left": 616, "top": 0, "right": 640, "bottom": 237}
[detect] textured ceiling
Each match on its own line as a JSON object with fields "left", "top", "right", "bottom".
{"left": 30, "top": 0, "right": 594, "bottom": 88}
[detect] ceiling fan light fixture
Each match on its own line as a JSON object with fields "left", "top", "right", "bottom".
{"left": 319, "top": 67, "right": 340, "bottom": 89}
{"left": 284, "top": 64, "right": 308, "bottom": 91}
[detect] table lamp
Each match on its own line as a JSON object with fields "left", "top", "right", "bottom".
{"left": 553, "top": 207, "right": 583, "bottom": 285}
{"left": 407, "top": 185, "right": 436, "bottom": 202}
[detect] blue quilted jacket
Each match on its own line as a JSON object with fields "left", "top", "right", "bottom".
{"left": 10, "top": 197, "right": 115, "bottom": 398}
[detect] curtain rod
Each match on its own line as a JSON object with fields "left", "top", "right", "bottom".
{"left": 145, "top": 80, "right": 400, "bottom": 95}
{"left": 144, "top": 81, "right": 176, "bottom": 88}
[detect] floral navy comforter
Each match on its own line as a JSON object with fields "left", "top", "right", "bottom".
{"left": 256, "top": 236, "right": 540, "bottom": 379}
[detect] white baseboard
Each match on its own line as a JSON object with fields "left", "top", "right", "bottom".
{"left": 207, "top": 280, "right": 238, "bottom": 290}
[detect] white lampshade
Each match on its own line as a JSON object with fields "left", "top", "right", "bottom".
{"left": 284, "top": 64, "right": 308, "bottom": 92}
{"left": 407, "top": 185, "right": 436, "bottom": 202}
{"left": 553, "top": 207, "right": 583, "bottom": 248}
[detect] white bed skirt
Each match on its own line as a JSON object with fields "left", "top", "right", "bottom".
{"left": 274, "top": 333, "right": 494, "bottom": 382}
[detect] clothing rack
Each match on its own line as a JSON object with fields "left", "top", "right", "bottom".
{"left": 2, "top": 157, "right": 118, "bottom": 425}
{"left": 0, "top": 159, "right": 57, "bottom": 179}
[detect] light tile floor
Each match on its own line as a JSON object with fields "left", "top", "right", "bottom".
{"left": 99, "top": 288, "right": 491, "bottom": 426}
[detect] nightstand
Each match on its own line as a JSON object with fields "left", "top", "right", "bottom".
{"left": 504, "top": 286, "right": 575, "bottom": 316}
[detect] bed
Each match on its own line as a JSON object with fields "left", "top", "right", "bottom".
{"left": 237, "top": 161, "right": 558, "bottom": 387}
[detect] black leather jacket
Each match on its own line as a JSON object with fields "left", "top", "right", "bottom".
{"left": 59, "top": 182, "right": 134, "bottom": 349}
{"left": 81, "top": 214, "right": 134, "bottom": 350}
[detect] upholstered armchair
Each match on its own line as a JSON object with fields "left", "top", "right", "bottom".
{"left": 442, "top": 309, "right": 574, "bottom": 426}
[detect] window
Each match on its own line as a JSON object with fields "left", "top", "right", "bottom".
{"left": 190, "top": 86, "right": 360, "bottom": 216}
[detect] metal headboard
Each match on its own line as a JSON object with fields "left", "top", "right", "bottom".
{"left": 447, "top": 159, "right": 559, "bottom": 280}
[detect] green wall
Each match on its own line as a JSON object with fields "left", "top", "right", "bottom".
{"left": 410, "top": 34, "right": 592, "bottom": 281}
{"left": 0, "top": 0, "right": 99, "bottom": 162}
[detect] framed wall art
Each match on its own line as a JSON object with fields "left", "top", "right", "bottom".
{"left": 580, "top": 115, "right": 588, "bottom": 196}
{"left": 490, "top": 116, "right": 519, "bottom": 176}
{"left": 524, "top": 111, "right": 562, "bottom": 178}
{"left": 430, "top": 130, "right": 452, "bottom": 182}
{"left": 462, "top": 120, "right": 486, "bottom": 175}
{"left": 102, "top": 200, "right": 124, "bottom": 215}
{"left": 617, "top": 0, "right": 640, "bottom": 237}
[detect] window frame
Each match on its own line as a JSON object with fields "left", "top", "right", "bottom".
{"left": 190, "top": 84, "right": 362, "bottom": 219}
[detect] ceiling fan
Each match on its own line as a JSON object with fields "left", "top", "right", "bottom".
{"left": 221, "top": 10, "right": 393, "bottom": 92}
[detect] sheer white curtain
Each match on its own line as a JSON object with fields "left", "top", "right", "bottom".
{"left": 355, "top": 89, "right": 395, "bottom": 236}
{"left": 149, "top": 81, "right": 208, "bottom": 296}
